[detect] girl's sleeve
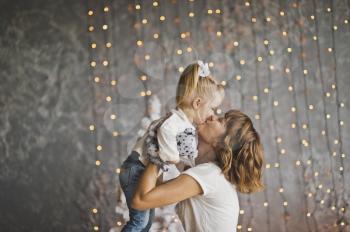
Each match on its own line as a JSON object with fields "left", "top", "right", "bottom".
{"left": 157, "top": 119, "right": 180, "bottom": 163}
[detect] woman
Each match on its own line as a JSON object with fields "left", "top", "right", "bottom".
{"left": 131, "top": 110, "right": 264, "bottom": 232}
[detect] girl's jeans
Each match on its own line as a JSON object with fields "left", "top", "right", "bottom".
{"left": 119, "top": 151, "right": 155, "bottom": 232}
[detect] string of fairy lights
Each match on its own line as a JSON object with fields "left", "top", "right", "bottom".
{"left": 86, "top": 1, "right": 101, "bottom": 231}
{"left": 85, "top": 0, "right": 348, "bottom": 231}
{"left": 244, "top": 1, "right": 272, "bottom": 231}
{"left": 260, "top": 2, "right": 306, "bottom": 231}
{"left": 329, "top": 0, "right": 347, "bottom": 228}
{"left": 277, "top": 1, "right": 317, "bottom": 231}
{"left": 135, "top": 0, "right": 153, "bottom": 101}
{"left": 294, "top": 1, "right": 325, "bottom": 230}
{"left": 307, "top": 0, "right": 336, "bottom": 229}
{"left": 245, "top": 1, "right": 273, "bottom": 231}
{"left": 87, "top": 0, "right": 120, "bottom": 230}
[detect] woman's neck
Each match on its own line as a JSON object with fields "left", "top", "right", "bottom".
{"left": 196, "top": 138, "right": 216, "bottom": 165}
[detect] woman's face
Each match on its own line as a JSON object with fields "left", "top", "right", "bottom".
{"left": 197, "top": 115, "right": 226, "bottom": 145}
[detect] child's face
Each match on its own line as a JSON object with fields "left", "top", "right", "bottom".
{"left": 193, "top": 92, "right": 223, "bottom": 125}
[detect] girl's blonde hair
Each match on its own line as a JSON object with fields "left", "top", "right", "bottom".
{"left": 216, "top": 110, "right": 264, "bottom": 193}
{"left": 176, "top": 63, "right": 224, "bottom": 108}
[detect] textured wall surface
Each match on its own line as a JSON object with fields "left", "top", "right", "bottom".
{"left": 0, "top": 0, "right": 350, "bottom": 231}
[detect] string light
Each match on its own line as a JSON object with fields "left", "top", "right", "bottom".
{"left": 88, "top": 26, "right": 94, "bottom": 32}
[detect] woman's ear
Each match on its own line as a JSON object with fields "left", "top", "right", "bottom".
{"left": 192, "top": 97, "right": 202, "bottom": 110}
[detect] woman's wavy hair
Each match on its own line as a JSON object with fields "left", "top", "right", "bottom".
{"left": 215, "top": 110, "right": 264, "bottom": 193}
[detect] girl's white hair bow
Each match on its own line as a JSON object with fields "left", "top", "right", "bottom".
{"left": 197, "top": 60, "right": 211, "bottom": 78}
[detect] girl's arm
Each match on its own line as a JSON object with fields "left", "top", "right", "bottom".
{"left": 131, "top": 163, "right": 202, "bottom": 210}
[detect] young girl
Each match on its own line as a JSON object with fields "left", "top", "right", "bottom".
{"left": 119, "top": 61, "right": 225, "bottom": 231}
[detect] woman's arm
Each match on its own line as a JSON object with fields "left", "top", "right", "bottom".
{"left": 131, "top": 163, "right": 203, "bottom": 210}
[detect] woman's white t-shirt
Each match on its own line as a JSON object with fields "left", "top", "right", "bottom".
{"left": 176, "top": 162, "right": 239, "bottom": 232}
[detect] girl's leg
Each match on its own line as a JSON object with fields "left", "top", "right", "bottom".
{"left": 142, "top": 208, "right": 155, "bottom": 232}
{"left": 119, "top": 152, "right": 154, "bottom": 232}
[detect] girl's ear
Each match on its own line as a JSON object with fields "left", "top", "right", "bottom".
{"left": 192, "top": 97, "right": 202, "bottom": 110}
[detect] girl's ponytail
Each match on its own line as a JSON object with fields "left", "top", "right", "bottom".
{"left": 176, "top": 62, "right": 222, "bottom": 108}
{"left": 176, "top": 63, "right": 200, "bottom": 108}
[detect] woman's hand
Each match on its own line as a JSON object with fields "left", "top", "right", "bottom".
{"left": 131, "top": 163, "right": 203, "bottom": 210}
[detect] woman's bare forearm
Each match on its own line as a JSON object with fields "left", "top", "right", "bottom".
{"left": 131, "top": 163, "right": 202, "bottom": 210}
{"left": 134, "top": 163, "right": 159, "bottom": 198}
